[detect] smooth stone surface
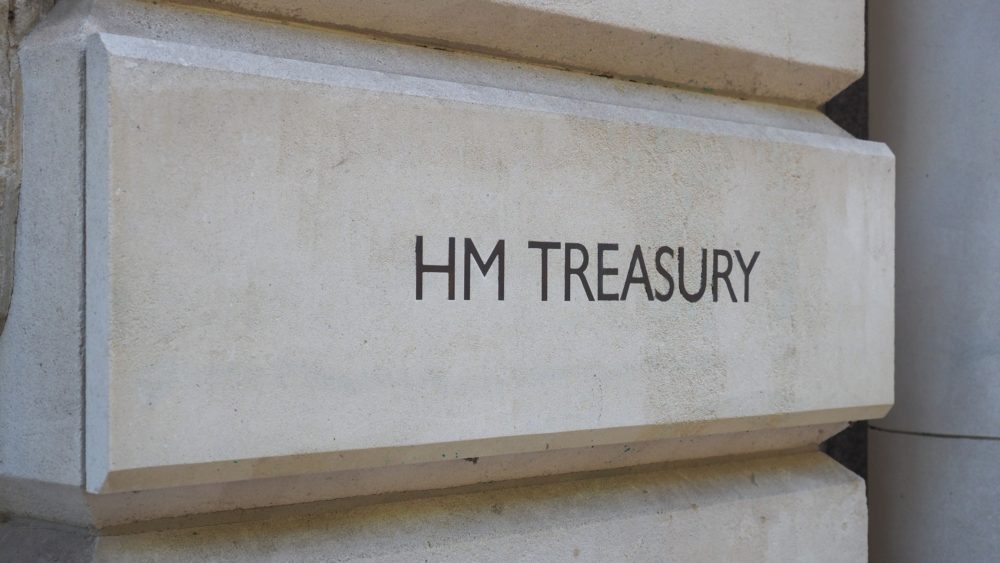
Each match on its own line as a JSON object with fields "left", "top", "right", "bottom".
{"left": 0, "top": 0, "right": 867, "bottom": 497}
{"left": 869, "top": 0, "right": 1000, "bottom": 439}
{"left": 868, "top": 3, "right": 1000, "bottom": 561}
{"left": 0, "top": 426, "right": 842, "bottom": 529}
{"left": 0, "top": 423, "right": 841, "bottom": 529}
{"left": 91, "top": 452, "right": 867, "bottom": 562}
{"left": 868, "top": 429, "right": 1000, "bottom": 562}
{"left": 84, "top": 33, "right": 893, "bottom": 494}
{"left": 0, "top": 23, "right": 87, "bottom": 487}
{"left": 86, "top": 0, "right": 853, "bottom": 138}
{"left": 169, "top": 0, "right": 864, "bottom": 105}
{"left": 93, "top": 425, "right": 842, "bottom": 530}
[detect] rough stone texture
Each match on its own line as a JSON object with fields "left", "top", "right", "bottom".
{"left": 0, "top": 4, "right": 16, "bottom": 338}
{"left": 0, "top": 478, "right": 93, "bottom": 528}
{"left": 0, "top": 517, "right": 96, "bottom": 563}
{"left": 83, "top": 31, "right": 892, "bottom": 495}
{"left": 89, "top": 453, "right": 867, "bottom": 562}
{"left": 0, "top": 0, "right": 55, "bottom": 336}
{"left": 0, "top": 452, "right": 868, "bottom": 561}
{"left": 0, "top": 0, "right": 87, "bottom": 490}
{"left": 168, "top": 0, "right": 865, "bottom": 106}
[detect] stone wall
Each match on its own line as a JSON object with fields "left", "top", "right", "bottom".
{"left": 0, "top": 0, "right": 54, "bottom": 335}
{"left": 0, "top": 1, "right": 891, "bottom": 560}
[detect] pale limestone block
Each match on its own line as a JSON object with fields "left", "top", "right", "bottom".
{"left": 84, "top": 33, "right": 893, "bottom": 494}
{"left": 91, "top": 453, "right": 868, "bottom": 562}
{"left": 87, "top": 0, "right": 852, "bottom": 138}
{"left": 0, "top": 423, "right": 843, "bottom": 528}
{"left": 168, "top": 0, "right": 864, "bottom": 105}
{"left": 0, "top": 0, "right": 862, "bottom": 497}
{"left": 82, "top": 423, "right": 843, "bottom": 527}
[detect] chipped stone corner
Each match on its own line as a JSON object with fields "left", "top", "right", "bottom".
{"left": 0, "top": 0, "right": 55, "bottom": 335}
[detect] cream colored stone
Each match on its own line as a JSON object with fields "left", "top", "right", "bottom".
{"left": 169, "top": 0, "right": 864, "bottom": 105}
{"left": 4, "top": 3, "right": 890, "bottom": 533}
{"left": 84, "top": 32, "right": 893, "bottom": 494}
{"left": 90, "top": 453, "right": 868, "bottom": 562}
{"left": 86, "top": 0, "right": 852, "bottom": 138}
{"left": 2, "top": 421, "right": 844, "bottom": 528}
{"left": 1, "top": 0, "right": 869, "bottom": 502}
{"left": 92, "top": 423, "right": 844, "bottom": 527}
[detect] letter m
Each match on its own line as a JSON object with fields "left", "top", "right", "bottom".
{"left": 464, "top": 238, "right": 505, "bottom": 300}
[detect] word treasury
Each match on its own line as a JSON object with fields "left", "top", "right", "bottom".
{"left": 415, "top": 236, "right": 761, "bottom": 303}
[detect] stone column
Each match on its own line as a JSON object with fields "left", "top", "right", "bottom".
{"left": 869, "top": 1, "right": 1000, "bottom": 560}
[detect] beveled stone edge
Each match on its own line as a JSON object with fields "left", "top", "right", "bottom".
{"left": 157, "top": 0, "right": 864, "bottom": 106}
{"left": 89, "top": 32, "right": 889, "bottom": 159}
{"left": 82, "top": 31, "right": 895, "bottom": 495}
{"left": 4, "top": 423, "right": 855, "bottom": 529}
{"left": 89, "top": 406, "right": 888, "bottom": 494}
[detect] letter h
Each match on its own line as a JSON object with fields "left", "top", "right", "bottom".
{"left": 415, "top": 236, "right": 455, "bottom": 300}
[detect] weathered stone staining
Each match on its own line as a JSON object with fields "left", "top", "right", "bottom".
{"left": 82, "top": 33, "right": 893, "bottom": 498}
{"left": 417, "top": 236, "right": 759, "bottom": 302}
{"left": 0, "top": 0, "right": 894, "bottom": 557}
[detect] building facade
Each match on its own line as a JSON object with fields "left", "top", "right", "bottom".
{"left": 0, "top": 1, "right": 982, "bottom": 561}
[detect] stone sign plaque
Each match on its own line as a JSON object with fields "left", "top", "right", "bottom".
{"left": 84, "top": 34, "right": 893, "bottom": 493}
